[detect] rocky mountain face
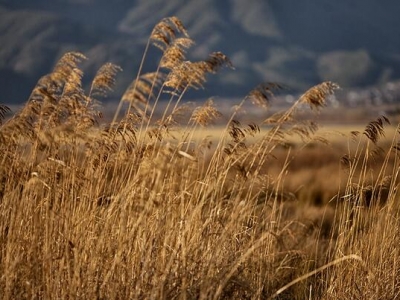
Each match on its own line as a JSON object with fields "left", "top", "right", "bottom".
{"left": 1, "top": 0, "right": 400, "bottom": 104}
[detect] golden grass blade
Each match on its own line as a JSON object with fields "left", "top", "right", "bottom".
{"left": 269, "top": 255, "right": 369, "bottom": 299}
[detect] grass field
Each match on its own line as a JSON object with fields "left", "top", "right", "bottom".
{"left": 1, "top": 17, "right": 400, "bottom": 299}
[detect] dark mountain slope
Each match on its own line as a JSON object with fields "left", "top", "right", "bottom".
{"left": 1, "top": 0, "right": 399, "bottom": 104}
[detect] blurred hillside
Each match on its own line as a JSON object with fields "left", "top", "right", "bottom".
{"left": 1, "top": 0, "right": 400, "bottom": 105}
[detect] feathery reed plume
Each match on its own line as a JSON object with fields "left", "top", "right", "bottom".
{"left": 3, "top": 52, "right": 86, "bottom": 141}
{"left": 370, "top": 146, "right": 385, "bottom": 161}
{"left": 165, "top": 61, "right": 207, "bottom": 92}
{"left": 164, "top": 52, "right": 232, "bottom": 93}
{"left": 393, "top": 142, "right": 400, "bottom": 153}
{"left": 107, "top": 112, "right": 139, "bottom": 141}
{"left": 299, "top": 81, "right": 339, "bottom": 110}
{"left": 246, "top": 82, "right": 283, "bottom": 108}
{"left": 54, "top": 64, "right": 94, "bottom": 129}
{"left": 223, "top": 120, "right": 248, "bottom": 156}
{"left": 49, "top": 52, "right": 87, "bottom": 93}
{"left": 228, "top": 120, "right": 246, "bottom": 143}
{"left": 113, "top": 17, "right": 189, "bottom": 124}
{"left": 89, "top": 63, "right": 123, "bottom": 99}
{"left": 363, "top": 116, "right": 390, "bottom": 144}
{"left": 350, "top": 131, "right": 360, "bottom": 141}
{"left": 14, "top": 51, "right": 88, "bottom": 129}
{"left": 122, "top": 72, "right": 165, "bottom": 113}
{"left": 340, "top": 154, "right": 352, "bottom": 169}
{"left": 150, "top": 16, "right": 189, "bottom": 52}
{"left": 0, "top": 104, "right": 10, "bottom": 125}
{"left": 160, "top": 37, "right": 194, "bottom": 70}
{"left": 287, "top": 121, "right": 319, "bottom": 142}
{"left": 190, "top": 98, "right": 222, "bottom": 126}
{"left": 164, "top": 52, "right": 232, "bottom": 94}
{"left": 263, "top": 82, "right": 338, "bottom": 126}
{"left": 203, "top": 52, "right": 234, "bottom": 73}
{"left": 244, "top": 123, "right": 261, "bottom": 136}
{"left": 62, "top": 67, "right": 84, "bottom": 97}
{"left": 161, "top": 103, "right": 193, "bottom": 127}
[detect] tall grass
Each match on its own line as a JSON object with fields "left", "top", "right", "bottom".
{"left": 0, "top": 17, "right": 399, "bottom": 299}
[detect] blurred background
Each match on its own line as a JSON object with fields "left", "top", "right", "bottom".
{"left": 1, "top": 0, "right": 400, "bottom": 120}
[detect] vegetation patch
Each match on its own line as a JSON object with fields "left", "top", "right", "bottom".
{"left": 0, "top": 17, "right": 399, "bottom": 299}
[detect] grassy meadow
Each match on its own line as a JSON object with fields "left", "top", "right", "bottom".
{"left": 1, "top": 17, "right": 400, "bottom": 299}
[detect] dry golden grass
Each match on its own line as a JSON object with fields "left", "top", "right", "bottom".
{"left": 1, "top": 16, "right": 400, "bottom": 299}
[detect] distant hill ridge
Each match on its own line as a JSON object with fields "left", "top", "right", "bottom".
{"left": 1, "top": 0, "right": 400, "bottom": 104}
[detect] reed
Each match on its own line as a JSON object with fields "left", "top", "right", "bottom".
{"left": 0, "top": 16, "right": 399, "bottom": 299}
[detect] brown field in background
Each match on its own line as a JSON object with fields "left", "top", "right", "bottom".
{"left": 185, "top": 123, "right": 398, "bottom": 204}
